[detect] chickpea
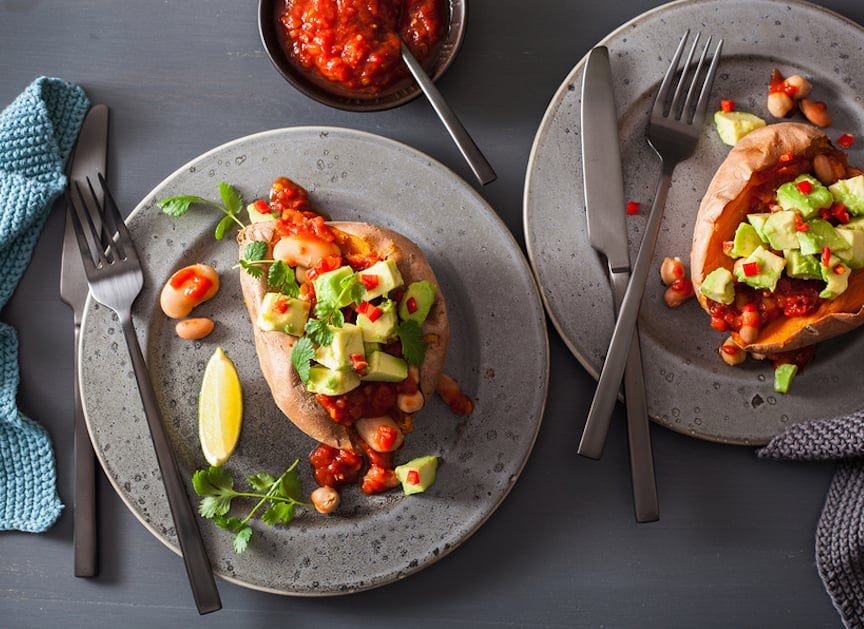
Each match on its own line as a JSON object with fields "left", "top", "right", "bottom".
{"left": 719, "top": 336, "right": 746, "bottom": 366}
{"left": 175, "top": 317, "right": 215, "bottom": 340}
{"left": 660, "top": 256, "right": 686, "bottom": 286}
{"left": 800, "top": 98, "right": 832, "bottom": 128}
{"left": 353, "top": 416, "right": 404, "bottom": 453}
{"left": 397, "top": 390, "right": 425, "bottom": 413}
{"left": 310, "top": 486, "right": 340, "bottom": 514}
{"left": 813, "top": 154, "right": 847, "bottom": 187}
{"left": 160, "top": 264, "right": 219, "bottom": 319}
{"left": 272, "top": 234, "right": 340, "bottom": 268}
{"left": 663, "top": 278, "right": 694, "bottom": 308}
{"left": 738, "top": 325, "right": 760, "bottom": 345}
{"left": 783, "top": 75, "right": 812, "bottom": 100}
{"left": 767, "top": 91, "right": 795, "bottom": 118}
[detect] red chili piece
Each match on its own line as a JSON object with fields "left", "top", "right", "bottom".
{"left": 742, "top": 262, "right": 760, "bottom": 277}
{"left": 375, "top": 425, "right": 399, "bottom": 452}
{"left": 720, "top": 99, "right": 735, "bottom": 112}
{"left": 357, "top": 301, "right": 383, "bottom": 322}
{"left": 406, "top": 296, "right": 418, "bottom": 314}
{"left": 169, "top": 268, "right": 213, "bottom": 301}
{"left": 797, "top": 180, "right": 813, "bottom": 194}
{"left": 838, "top": 133, "right": 855, "bottom": 149}
{"left": 626, "top": 201, "right": 640, "bottom": 215}
{"left": 822, "top": 247, "right": 831, "bottom": 267}
{"left": 360, "top": 273, "right": 380, "bottom": 290}
{"left": 720, "top": 344, "right": 741, "bottom": 356}
{"left": 779, "top": 152, "right": 794, "bottom": 163}
{"left": 350, "top": 353, "right": 368, "bottom": 374}
{"left": 406, "top": 470, "right": 420, "bottom": 485}
{"left": 793, "top": 214, "right": 809, "bottom": 232}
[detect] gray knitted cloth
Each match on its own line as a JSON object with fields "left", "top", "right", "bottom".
{"left": 759, "top": 411, "right": 864, "bottom": 628}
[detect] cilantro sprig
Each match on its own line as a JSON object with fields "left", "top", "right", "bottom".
{"left": 397, "top": 319, "right": 427, "bottom": 366}
{"left": 158, "top": 181, "right": 246, "bottom": 240}
{"left": 237, "top": 241, "right": 300, "bottom": 297}
{"left": 191, "top": 461, "right": 310, "bottom": 554}
{"left": 290, "top": 336, "right": 315, "bottom": 384}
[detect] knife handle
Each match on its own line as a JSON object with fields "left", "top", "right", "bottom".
{"left": 73, "top": 325, "right": 99, "bottom": 577}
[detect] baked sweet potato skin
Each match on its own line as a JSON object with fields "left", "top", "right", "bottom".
{"left": 691, "top": 122, "right": 864, "bottom": 354}
{"left": 238, "top": 220, "right": 449, "bottom": 450}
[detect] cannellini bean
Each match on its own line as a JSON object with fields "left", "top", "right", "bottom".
{"left": 353, "top": 416, "right": 404, "bottom": 453}
{"left": 784, "top": 75, "right": 812, "bottom": 100}
{"left": 719, "top": 337, "right": 746, "bottom": 366}
{"left": 663, "top": 278, "right": 694, "bottom": 308}
{"left": 800, "top": 98, "right": 832, "bottom": 127}
{"left": 175, "top": 317, "right": 215, "bottom": 340}
{"left": 310, "top": 486, "right": 340, "bottom": 514}
{"left": 767, "top": 91, "right": 795, "bottom": 118}
{"left": 160, "top": 264, "right": 220, "bottom": 319}
{"left": 813, "top": 154, "right": 847, "bottom": 187}
{"left": 272, "top": 234, "right": 340, "bottom": 268}
{"left": 397, "top": 390, "right": 425, "bottom": 413}
{"left": 660, "top": 256, "right": 685, "bottom": 286}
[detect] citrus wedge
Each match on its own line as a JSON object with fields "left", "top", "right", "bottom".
{"left": 198, "top": 346, "right": 243, "bottom": 466}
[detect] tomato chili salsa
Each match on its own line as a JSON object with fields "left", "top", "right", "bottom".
{"left": 276, "top": 0, "right": 448, "bottom": 94}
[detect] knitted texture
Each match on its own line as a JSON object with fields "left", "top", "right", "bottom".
{"left": 0, "top": 77, "right": 89, "bottom": 532}
{"left": 759, "top": 412, "right": 864, "bottom": 628}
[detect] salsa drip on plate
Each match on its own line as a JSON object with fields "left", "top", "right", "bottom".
{"left": 277, "top": 0, "right": 448, "bottom": 94}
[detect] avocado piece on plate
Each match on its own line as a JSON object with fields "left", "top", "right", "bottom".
{"left": 714, "top": 110, "right": 766, "bottom": 146}
{"left": 774, "top": 363, "right": 798, "bottom": 394}
{"left": 395, "top": 456, "right": 438, "bottom": 495}
{"left": 700, "top": 267, "right": 735, "bottom": 305}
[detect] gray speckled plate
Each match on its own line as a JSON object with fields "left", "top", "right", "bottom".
{"left": 524, "top": 0, "right": 864, "bottom": 446}
{"left": 79, "top": 127, "right": 548, "bottom": 595}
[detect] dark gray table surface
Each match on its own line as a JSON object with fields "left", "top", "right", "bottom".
{"left": 2, "top": 0, "right": 862, "bottom": 627}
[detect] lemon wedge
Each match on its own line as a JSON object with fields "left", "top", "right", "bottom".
{"left": 198, "top": 346, "right": 243, "bottom": 466}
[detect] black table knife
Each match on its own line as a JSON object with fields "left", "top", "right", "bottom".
{"left": 60, "top": 104, "right": 109, "bottom": 576}
{"left": 579, "top": 47, "right": 658, "bottom": 522}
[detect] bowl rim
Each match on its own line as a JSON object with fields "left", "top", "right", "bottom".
{"left": 258, "top": 0, "right": 468, "bottom": 112}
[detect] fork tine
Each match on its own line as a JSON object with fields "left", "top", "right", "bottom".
{"left": 669, "top": 32, "right": 700, "bottom": 119}
{"left": 66, "top": 189, "right": 99, "bottom": 274}
{"left": 72, "top": 181, "right": 110, "bottom": 268}
{"left": 680, "top": 35, "right": 712, "bottom": 123}
{"left": 652, "top": 30, "right": 690, "bottom": 118}
{"left": 97, "top": 173, "right": 135, "bottom": 253}
{"left": 692, "top": 39, "right": 724, "bottom": 127}
{"left": 84, "top": 175, "right": 124, "bottom": 262}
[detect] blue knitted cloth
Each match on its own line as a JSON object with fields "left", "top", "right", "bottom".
{"left": 0, "top": 78, "right": 89, "bottom": 532}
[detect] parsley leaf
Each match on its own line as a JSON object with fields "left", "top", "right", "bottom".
{"left": 397, "top": 319, "right": 427, "bottom": 366}
{"left": 290, "top": 337, "right": 315, "bottom": 384}
{"left": 192, "top": 462, "right": 311, "bottom": 554}
{"left": 268, "top": 260, "right": 300, "bottom": 297}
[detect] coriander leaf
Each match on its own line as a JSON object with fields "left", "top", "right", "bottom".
{"left": 277, "top": 467, "right": 302, "bottom": 501}
{"left": 192, "top": 465, "right": 234, "bottom": 496}
{"left": 157, "top": 195, "right": 210, "bottom": 217}
{"left": 330, "top": 308, "right": 345, "bottom": 328}
{"left": 290, "top": 336, "right": 315, "bottom": 384}
{"left": 247, "top": 472, "right": 275, "bottom": 493}
{"left": 304, "top": 318, "right": 332, "bottom": 346}
{"left": 269, "top": 260, "right": 300, "bottom": 297}
{"left": 397, "top": 319, "right": 427, "bottom": 366}
{"left": 199, "top": 494, "right": 233, "bottom": 518}
{"left": 215, "top": 214, "right": 234, "bottom": 240}
{"left": 239, "top": 259, "right": 265, "bottom": 279}
{"left": 340, "top": 274, "right": 364, "bottom": 306}
{"left": 244, "top": 240, "right": 268, "bottom": 262}
{"left": 232, "top": 525, "right": 253, "bottom": 554}
{"left": 262, "top": 502, "right": 294, "bottom": 526}
{"left": 214, "top": 515, "right": 245, "bottom": 532}
{"left": 219, "top": 181, "right": 243, "bottom": 217}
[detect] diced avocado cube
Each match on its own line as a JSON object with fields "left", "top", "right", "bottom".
{"left": 357, "top": 299, "right": 399, "bottom": 343}
{"left": 256, "top": 292, "right": 310, "bottom": 336}
{"left": 774, "top": 363, "right": 798, "bottom": 394}
{"left": 314, "top": 323, "right": 364, "bottom": 370}
{"left": 247, "top": 201, "right": 274, "bottom": 224}
{"left": 762, "top": 211, "right": 801, "bottom": 251}
{"left": 784, "top": 250, "right": 822, "bottom": 280}
{"left": 364, "top": 342, "right": 382, "bottom": 354}
{"left": 395, "top": 455, "right": 438, "bottom": 495}
{"left": 700, "top": 267, "right": 735, "bottom": 305}
{"left": 797, "top": 219, "right": 851, "bottom": 256}
{"left": 305, "top": 366, "right": 361, "bottom": 396}
{"left": 361, "top": 351, "right": 408, "bottom": 383}
{"left": 359, "top": 259, "right": 404, "bottom": 301}
{"left": 777, "top": 175, "right": 833, "bottom": 220}
{"left": 746, "top": 213, "right": 773, "bottom": 242}
{"left": 836, "top": 228, "right": 864, "bottom": 269}
{"left": 714, "top": 110, "right": 766, "bottom": 146}
{"left": 843, "top": 216, "right": 864, "bottom": 231}
{"left": 398, "top": 280, "right": 437, "bottom": 323}
{"left": 820, "top": 255, "right": 850, "bottom": 299}
{"left": 733, "top": 246, "right": 786, "bottom": 291}
{"left": 728, "top": 222, "right": 765, "bottom": 258}
{"left": 314, "top": 266, "right": 359, "bottom": 309}
{"left": 829, "top": 175, "right": 864, "bottom": 217}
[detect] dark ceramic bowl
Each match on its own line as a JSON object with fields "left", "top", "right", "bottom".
{"left": 258, "top": 0, "right": 467, "bottom": 112}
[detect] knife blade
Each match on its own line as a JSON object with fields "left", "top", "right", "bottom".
{"left": 578, "top": 47, "right": 658, "bottom": 521}
{"left": 60, "top": 103, "right": 109, "bottom": 576}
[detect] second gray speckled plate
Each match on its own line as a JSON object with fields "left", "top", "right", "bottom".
{"left": 524, "top": 0, "right": 864, "bottom": 445}
{"left": 79, "top": 127, "right": 548, "bottom": 595}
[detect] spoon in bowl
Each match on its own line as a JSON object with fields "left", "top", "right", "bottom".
{"left": 399, "top": 41, "right": 496, "bottom": 185}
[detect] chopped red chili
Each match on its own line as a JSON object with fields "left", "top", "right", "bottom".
{"left": 169, "top": 267, "right": 213, "bottom": 301}
{"left": 822, "top": 247, "right": 831, "bottom": 267}
{"left": 794, "top": 214, "right": 809, "bottom": 232}
{"left": 406, "top": 296, "right": 418, "bottom": 314}
{"left": 375, "top": 425, "right": 400, "bottom": 451}
{"left": 253, "top": 199, "right": 271, "bottom": 214}
{"left": 626, "top": 201, "right": 640, "bottom": 215}
{"left": 833, "top": 203, "right": 850, "bottom": 224}
{"left": 720, "top": 99, "right": 735, "bottom": 112}
{"left": 720, "top": 344, "right": 741, "bottom": 356}
{"left": 357, "top": 301, "right": 383, "bottom": 322}
{"left": 742, "top": 262, "right": 760, "bottom": 277}
{"left": 359, "top": 273, "right": 380, "bottom": 290}
{"left": 406, "top": 470, "right": 420, "bottom": 485}
{"left": 796, "top": 179, "right": 813, "bottom": 194}
{"left": 838, "top": 133, "right": 855, "bottom": 149}
{"left": 350, "top": 353, "right": 368, "bottom": 374}
{"left": 835, "top": 264, "right": 847, "bottom": 275}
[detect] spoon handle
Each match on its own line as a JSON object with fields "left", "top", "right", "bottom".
{"left": 401, "top": 42, "right": 496, "bottom": 185}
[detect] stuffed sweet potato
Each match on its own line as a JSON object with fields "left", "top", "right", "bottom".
{"left": 692, "top": 122, "right": 864, "bottom": 355}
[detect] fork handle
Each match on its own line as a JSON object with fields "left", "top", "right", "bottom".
{"left": 118, "top": 311, "right": 221, "bottom": 614}
{"left": 73, "top": 324, "right": 99, "bottom": 577}
{"left": 579, "top": 164, "right": 674, "bottom": 459}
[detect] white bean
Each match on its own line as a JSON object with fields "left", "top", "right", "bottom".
{"left": 784, "top": 75, "right": 812, "bottom": 100}
{"left": 272, "top": 234, "right": 340, "bottom": 268}
{"left": 660, "top": 256, "right": 685, "bottom": 286}
{"left": 800, "top": 98, "right": 832, "bottom": 128}
{"left": 719, "top": 337, "right": 746, "bottom": 366}
{"left": 160, "top": 264, "right": 220, "bottom": 319}
{"left": 353, "top": 416, "right": 404, "bottom": 453}
{"left": 767, "top": 91, "right": 795, "bottom": 118}
{"left": 397, "top": 390, "right": 425, "bottom": 413}
{"left": 175, "top": 317, "right": 215, "bottom": 340}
